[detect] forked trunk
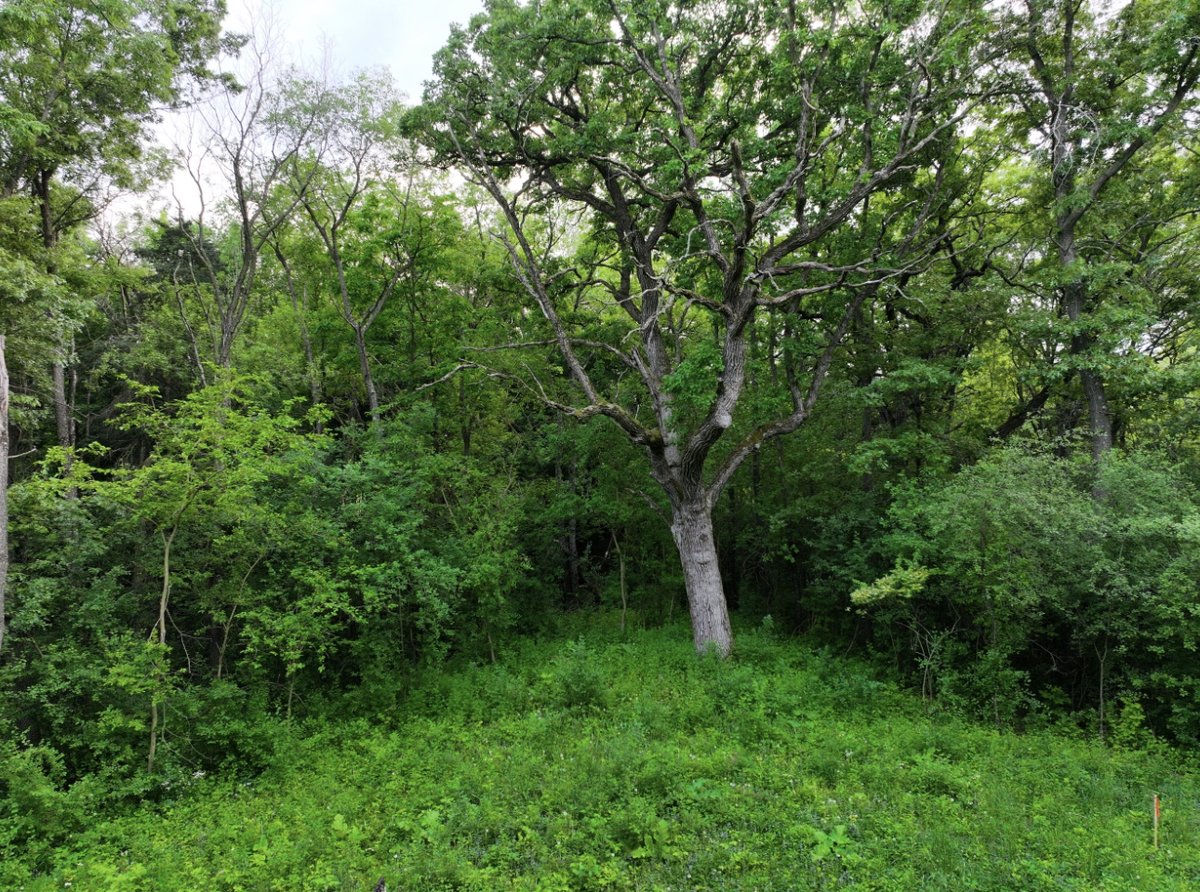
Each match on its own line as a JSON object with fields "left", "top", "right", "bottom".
{"left": 670, "top": 496, "right": 732, "bottom": 657}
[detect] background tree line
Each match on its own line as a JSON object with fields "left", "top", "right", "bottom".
{"left": 1, "top": 0, "right": 1199, "bottom": 808}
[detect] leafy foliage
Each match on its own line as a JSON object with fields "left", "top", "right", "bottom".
{"left": 2, "top": 0, "right": 1200, "bottom": 883}
{"left": 856, "top": 448, "right": 1200, "bottom": 738}
{"left": 5, "top": 627, "right": 1199, "bottom": 890}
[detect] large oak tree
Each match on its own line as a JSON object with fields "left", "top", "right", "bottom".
{"left": 420, "top": 0, "right": 990, "bottom": 654}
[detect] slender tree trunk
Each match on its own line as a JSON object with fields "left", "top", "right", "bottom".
{"left": 52, "top": 353, "right": 79, "bottom": 501}
{"left": 52, "top": 357, "right": 73, "bottom": 451}
{"left": 217, "top": 604, "right": 238, "bottom": 680}
{"left": 286, "top": 673, "right": 296, "bottom": 721}
{"left": 459, "top": 375, "right": 471, "bottom": 458}
{"left": 670, "top": 494, "right": 732, "bottom": 657}
{"left": 297, "top": 317, "right": 323, "bottom": 434}
{"left": 273, "top": 247, "right": 323, "bottom": 432}
{"left": 149, "top": 527, "right": 175, "bottom": 772}
{"left": 0, "top": 335, "right": 9, "bottom": 655}
{"left": 36, "top": 170, "right": 78, "bottom": 495}
{"left": 148, "top": 689, "right": 160, "bottom": 772}
{"left": 1062, "top": 274, "right": 1113, "bottom": 466}
{"left": 38, "top": 176, "right": 66, "bottom": 441}
{"left": 612, "top": 530, "right": 627, "bottom": 635}
{"left": 354, "top": 326, "right": 381, "bottom": 430}
{"left": 173, "top": 284, "right": 209, "bottom": 388}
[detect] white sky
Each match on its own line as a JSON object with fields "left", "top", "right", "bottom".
{"left": 108, "top": 0, "right": 485, "bottom": 226}
{"left": 230, "top": 0, "right": 487, "bottom": 100}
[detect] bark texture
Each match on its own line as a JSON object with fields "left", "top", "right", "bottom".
{"left": 0, "top": 335, "right": 9, "bottom": 654}
{"left": 670, "top": 497, "right": 732, "bottom": 657}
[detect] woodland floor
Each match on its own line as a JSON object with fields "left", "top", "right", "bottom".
{"left": 13, "top": 619, "right": 1200, "bottom": 891}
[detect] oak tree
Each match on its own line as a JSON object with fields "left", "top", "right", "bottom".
{"left": 421, "top": 0, "right": 989, "bottom": 654}
{"left": 996, "top": 0, "right": 1200, "bottom": 465}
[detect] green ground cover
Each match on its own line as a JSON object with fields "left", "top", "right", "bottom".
{"left": 9, "top": 622, "right": 1200, "bottom": 891}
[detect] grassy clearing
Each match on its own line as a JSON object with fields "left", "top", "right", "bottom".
{"left": 14, "top": 621, "right": 1200, "bottom": 890}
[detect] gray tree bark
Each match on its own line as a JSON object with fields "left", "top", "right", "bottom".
{"left": 0, "top": 335, "right": 9, "bottom": 654}
{"left": 670, "top": 495, "right": 732, "bottom": 657}
{"left": 52, "top": 358, "right": 72, "bottom": 451}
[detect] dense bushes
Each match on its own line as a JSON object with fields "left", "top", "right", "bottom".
{"left": 0, "top": 384, "right": 539, "bottom": 799}
{"left": 855, "top": 448, "right": 1200, "bottom": 740}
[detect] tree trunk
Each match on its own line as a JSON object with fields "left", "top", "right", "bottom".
{"left": 37, "top": 170, "right": 78, "bottom": 495}
{"left": 173, "top": 284, "right": 209, "bottom": 388}
{"left": 52, "top": 358, "right": 73, "bottom": 450}
{"left": 0, "top": 335, "right": 9, "bottom": 654}
{"left": 354, "top": 327, "right": 381, "bottom": 430}
{"left": 458, "top": 375, "right": 472, "bottom": 457}
{"left": 1062, "top": 277, "right": 1113, "bottom": 466}
{"left": 670, "top": 495, "right": 732, "bottom": 657}
{"left": 149, "top": 526, "right": 175, "bottom": 772}
{"left": 612, "top": 530, "right": 627, "bottom": 635}
{"left": 1078, "top": 364, "right": 1113, "bottom": 464}
{"left": 52, "top": 354, "right": 78, "bottom": 500}
{"left": 272, "top": 247, "right": 322, "bottom": 432}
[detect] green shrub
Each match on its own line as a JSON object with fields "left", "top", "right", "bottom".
{"left": 856, "top": 447, "right": 1200, "bottom": 739}
{"left": 550, "top": 639, "right": 610, "bottom": 711}
{"left": 4, "top": 627, "right": 1199, "bottom": 890}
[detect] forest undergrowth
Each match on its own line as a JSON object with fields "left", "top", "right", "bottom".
{"left": 7, "top": 618, "right": 1199, "bottom": 891}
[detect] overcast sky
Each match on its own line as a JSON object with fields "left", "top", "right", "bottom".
{"left": 113, "top": 0, "right": 485, "bottom": 223}
{"left": 229, "top": 0, "right": 487, "bottom": 100}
